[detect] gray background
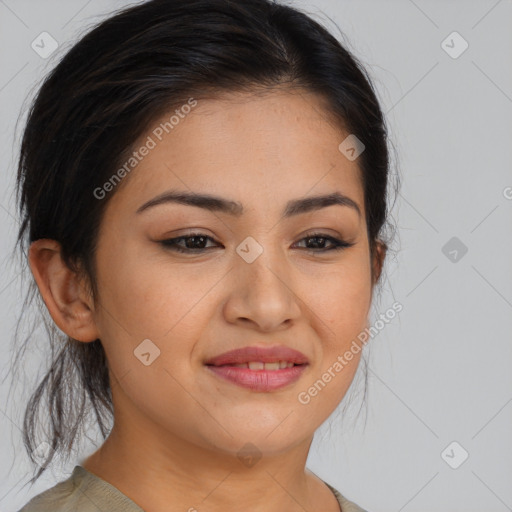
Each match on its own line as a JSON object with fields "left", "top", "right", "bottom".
{"left": 1, "top": 1, "right": 511, "bottom": 511}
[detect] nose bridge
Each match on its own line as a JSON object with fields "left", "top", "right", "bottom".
{"left": 226, "top": 233, "right": 301, "bottom": 329}
{"left": 238, "top": 234, "right": 285, "bottom": 288}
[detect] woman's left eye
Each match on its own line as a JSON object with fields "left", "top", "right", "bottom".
{"left": 294, "top": 233, "right": 355, "bottom": 251}
{"left": 159, "top": 232, "right": 354, "bottom": 253}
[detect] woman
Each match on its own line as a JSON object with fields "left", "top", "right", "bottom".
{"left": 15, "top": 0, "right": 395, "bottom": 510}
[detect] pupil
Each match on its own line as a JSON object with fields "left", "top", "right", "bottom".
{"left": 309, "top": 236, "right": 324, "bottom": 248}
{"left": 187, "top": 236, "right": 206, "bottom": 248}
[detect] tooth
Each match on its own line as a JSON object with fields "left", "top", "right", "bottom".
{"left": 241, "top": 361, "right": 295, "bottom": 370}
{"left": 248, "top": 361, "right": 265, "bottom": 370}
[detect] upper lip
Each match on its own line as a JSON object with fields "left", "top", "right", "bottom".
{"left": 204, "top": 345, "right": 310, "bottom": 366}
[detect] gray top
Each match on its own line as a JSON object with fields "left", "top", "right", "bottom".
{"left": 17, "top": 465, "right": 368, "bottom": 512}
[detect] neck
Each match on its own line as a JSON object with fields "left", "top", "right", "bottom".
{"left": 82, "top": 422, "right": 339, "bottom": 512}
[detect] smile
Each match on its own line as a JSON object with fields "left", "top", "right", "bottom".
{"left": 205, "top": 363, "right": 308, "bottom": 392}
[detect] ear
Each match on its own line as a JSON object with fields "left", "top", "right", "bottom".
{"left": 371, "top": 240, "right": 387, "bottom": 287}
{"left": 28, "top": 239, "right": 100, "bottom": 343}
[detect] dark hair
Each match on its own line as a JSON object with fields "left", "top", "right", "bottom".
{"left": 12, "top": 0, "right": 398, "bottom": 484}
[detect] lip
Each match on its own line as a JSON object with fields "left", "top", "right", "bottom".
{"left": 206, "top": 364, "right": 308, "bottom": 392}
{"left": 204, "top": 345, "right": 310, "bottom": 392}
{"left": 204, "top": 345, "right": 310, "bottom": 366}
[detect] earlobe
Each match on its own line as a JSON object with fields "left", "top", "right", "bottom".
{"left": 372, "top": 240, "right": 387, "bottom": 286}
{"left": 28, "top": 239, "right": 100, "bottom": 343}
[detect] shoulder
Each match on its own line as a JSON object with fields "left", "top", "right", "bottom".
{"left": 17, "top": 466, "right": 144, "bottom": 512}
{"left": 323, "top": 480, "right": 370, "bottom": 512}
{"left": 18, "top": 475, "right": 74, "bottom": 512}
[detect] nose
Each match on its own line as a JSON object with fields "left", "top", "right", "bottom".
{"left": 223, "top": 244, "right": 302, "bottom": 332}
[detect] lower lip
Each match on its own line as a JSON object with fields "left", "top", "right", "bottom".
{"left": 205, "top": 364, "right": 308, "bottom": 392}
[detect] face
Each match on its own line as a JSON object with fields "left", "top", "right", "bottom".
{"left": 90, "top": 88, "right": 375, "bottom": 459}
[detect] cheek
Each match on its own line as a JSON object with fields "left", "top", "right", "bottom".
{"left": 93, "top": 245, "right": 222, "bottom": 387}
{"left": 95, "top": 245, "right": 203, "bottom": 340}
{"left": 306, "top": 253, "right": 372, "bottom": 338}
{"left": 297, "top": 270, "right": 370, "bottom": 410}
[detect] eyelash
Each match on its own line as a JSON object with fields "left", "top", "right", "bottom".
{"left": 159, "top": 232, "right": 355, "bottom": 254}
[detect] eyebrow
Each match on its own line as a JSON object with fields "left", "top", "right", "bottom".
{"left": 136, "top": 190, "right": 361, "bottom": 219}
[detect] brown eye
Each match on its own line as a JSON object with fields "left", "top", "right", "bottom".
{"left": 294, "top": 233, "right": 355, "bottom": 252}
{"left": 160, "top": 233, "right": 220, "bottom": 253}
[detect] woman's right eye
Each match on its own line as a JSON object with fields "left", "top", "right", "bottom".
{"left": 159, "top": 233, "right": 220, "bottom": 253}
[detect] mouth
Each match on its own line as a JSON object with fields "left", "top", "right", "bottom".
{"left": 204, "top": 345, "right": 310, "bottom": 392}
{"left": 210, "top": 361, "right": 303, "bottom": 370}
{"left": 204, "top": 345, "right": 309, "bottom": 367}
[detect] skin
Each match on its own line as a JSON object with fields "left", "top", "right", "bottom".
{"left": 29, "top": 88, "right": 385, "bottom": 512}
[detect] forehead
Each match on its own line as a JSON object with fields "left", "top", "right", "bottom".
{"left": 107, "top": 88, "right": 365, "bottom": 219}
